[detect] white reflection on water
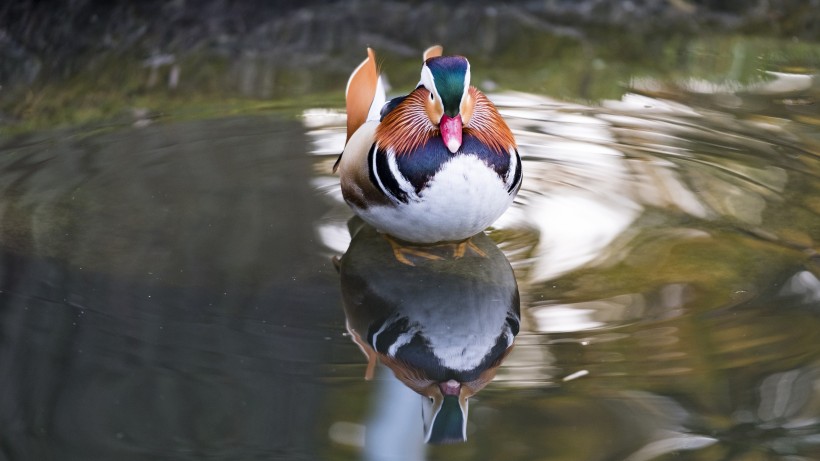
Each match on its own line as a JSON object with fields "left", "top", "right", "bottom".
{"left": 363, "top": 368, "right": 426, "bottom": 461}
{"left": 502, "top": 128, "right": 642, "bottom": 281}
{"left": 781, "top": 271, "right": 820, "bottom": 304}
{"left": 624, "top": 433, "right": 718, "bottom": 461}
{"left": 531, "top": 294, "right": 645, "bottom": 333}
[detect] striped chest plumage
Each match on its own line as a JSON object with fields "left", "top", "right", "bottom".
{"left": 369, "top": 133, "right": 521, "bottom": 203}
{"left": 355, "top": 147, "right": 521, "bottom": 243}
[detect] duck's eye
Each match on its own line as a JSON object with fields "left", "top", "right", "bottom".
{"left": 428, "top": 397, "right": 435, "bottom": 403}
{"left": 429, "top": 92, "right": 435, "bottom": 101}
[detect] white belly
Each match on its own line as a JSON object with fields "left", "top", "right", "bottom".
{"left": 355, "top": 155, "right": 514, "bottom": 243}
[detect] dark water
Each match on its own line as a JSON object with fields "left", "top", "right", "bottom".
{"left": 2, "top": 59, "right": 820, "bottom": 461}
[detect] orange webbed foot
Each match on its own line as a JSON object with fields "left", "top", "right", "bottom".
{"left": 383, "top": 234, "right": 487, "bottom": 266}
{"left": 384, "top": 235, "right": 445, "bottom": 266}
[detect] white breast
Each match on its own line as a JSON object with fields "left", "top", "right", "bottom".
{"left": 355, "top": 155, "right": 515, "bottom": 242}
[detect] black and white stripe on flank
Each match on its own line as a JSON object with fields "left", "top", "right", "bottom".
{"left": 506, "top": 148, "right": 522, "bottom": 194}
{"left": 368, "top": 144, "right": 416, "bottom": 204}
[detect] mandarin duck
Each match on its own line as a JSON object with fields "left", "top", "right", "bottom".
{"left": 339, "top": 221, "right": 520, "bottom": 443}
{"left": 334, "top": 46, "right": 522, "bottom": 244}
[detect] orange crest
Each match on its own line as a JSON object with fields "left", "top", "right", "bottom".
{"left": 376, "top": 86, "right": 516, "bottom": 156}
{"left": 376, "top": 89, "right": 437, "bottom": 155}
{"left": 464, "top": 87, "right": 517, "bottom": 153}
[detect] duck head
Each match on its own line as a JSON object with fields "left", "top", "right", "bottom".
{"left": 419, "top": 56, "right": 473, "bottom": 153}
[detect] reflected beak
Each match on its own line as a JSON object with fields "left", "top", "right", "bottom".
{"left": 440, "top": 114, "right": 463, "bottom": 153}
{"left": 422, "top": 380, "right": 468, "bottom": 444}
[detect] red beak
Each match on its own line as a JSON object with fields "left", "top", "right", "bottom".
{"left": 439, "top": 379, "right": 461, "bottom": 396}
{"left": 440, "top": 114, "right": 462, "bottom": 153}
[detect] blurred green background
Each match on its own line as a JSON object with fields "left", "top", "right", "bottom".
{"left": 1, "top": 0, "right": 817, "bottom": 132}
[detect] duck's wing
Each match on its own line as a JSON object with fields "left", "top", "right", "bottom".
{"left": 336, "top": 120, "right": 392, "bottom": 208}
{"left": 345, "top": 48, "right": 385, "bottom": 143}
{"left": 335, "top": 48, "right": 385, "bottom": 173}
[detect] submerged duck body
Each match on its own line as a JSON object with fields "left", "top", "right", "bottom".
{"left": 336, "top": 47, "right": 522, "bottom": 243}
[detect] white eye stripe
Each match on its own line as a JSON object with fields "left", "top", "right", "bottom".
{"left": 462, "top": 62, "right": 471, "bottom": 99}
{"left": 420, "top": 64, "right": 442, "bottom": 103}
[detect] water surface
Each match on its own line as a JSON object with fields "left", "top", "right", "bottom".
{"left": 1, "top": 46, "right": 820, "bottom": 461}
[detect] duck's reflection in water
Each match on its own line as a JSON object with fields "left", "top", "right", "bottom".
{"left": 338, "top": 221, "right": 520, "bottom": 445}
